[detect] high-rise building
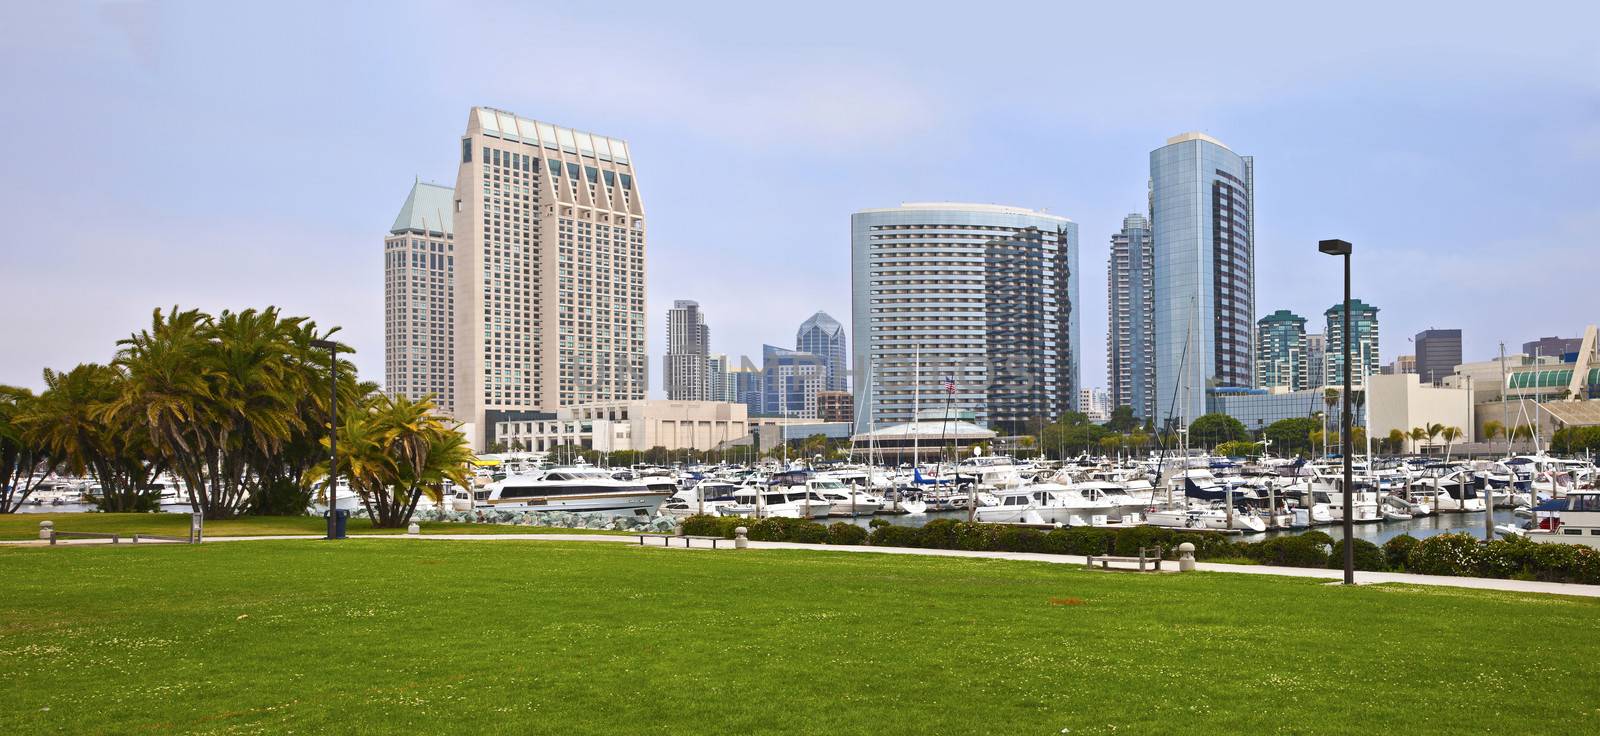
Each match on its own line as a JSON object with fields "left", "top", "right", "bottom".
{"left": 1523, "top": 336, "right": 1582, "bottom": 361}
{"left": 730, "top": 364, "right": 763, "bottom": 416}
{"left": 384, "top": 180, "right": 457, "bottom": 414}
{"left": 1306, "top": 333, "right": 1327, "bottom": 388}
{"left": 817, "top": 390, "right": 854, "bottom": 424}
{"left": 705, "top": 353, "right": 732, "bottom": 402}
{"left": 1255, "top": 310, "right": 1307, "bottom": 391}
{"left": 1077, "top": 387, "right": 1110, "bottom": 421}
{"left": 1107, "top": 213, "right": 1155, "bottom": 420}
{"left": 1383, "top": 354, "right": 1415, "bottom": 375}
{"left": 796, "top": 311, "right": 848, "bottom": 392}
{"left": 664, "top": 300, "right": 710, "bottom": 400}
{"left": 451, "top": 107, "right": 647, "bottom": 449}
{"left": 1413, "top": 328, "right": 1462, "bottom": 384}
{"left": 851, "top": 203, "right": 1080, "bottom": 432}
{"left": 1150, "top": 132, "right": 1254, "bottom": 428}
{"left": 762, "top": 344, "right": 824, "bottom": 418}
{"left": 1325, "top": 299, "right": 1380, "bottom": 388}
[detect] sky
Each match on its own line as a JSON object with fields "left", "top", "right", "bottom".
{"left": 2, "top": 1, "right": 1598, "bottom": 397}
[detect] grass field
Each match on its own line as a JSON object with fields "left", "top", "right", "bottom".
{"left": 0, "top": 513, "right": 627, "bottom": 540}
{"left": 2, "top": 540, "right": 1597, "bottom": 735}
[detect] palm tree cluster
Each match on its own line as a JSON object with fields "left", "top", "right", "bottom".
{"left": 307, "top": 394, "right": 472, "bottom": 528}
{"left": 1, "top": 306, "right": 470, "bottom": 526}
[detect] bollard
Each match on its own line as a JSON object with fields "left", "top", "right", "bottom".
{"left": 407, "top": 522, "right": 420, "bottom": 536}
{"left": 734, "top": 526, "right": 748, "bottom": 550}
{"left": 1178, "top": 542, "right": 1196, "bottom": 572}
{"left": 39, "top": 520, "right": 54, "bottom": 541}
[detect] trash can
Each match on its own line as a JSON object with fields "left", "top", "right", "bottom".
{"left": 324, "top": 509, "right": 350, "bottom": 539}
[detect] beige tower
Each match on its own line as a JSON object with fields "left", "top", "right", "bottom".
{"left": 384, "top": 180, "right": 456, "bottom": 414}
{"left": 452, "top": 107, "right": 647, "bottom": 449}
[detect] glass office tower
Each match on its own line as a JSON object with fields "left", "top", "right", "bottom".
{"left": 1151, "top": 132, "right": 1254, "bottom": 429}
{"left": 1255, "top": 309, "right": 1307, "bottom": 391}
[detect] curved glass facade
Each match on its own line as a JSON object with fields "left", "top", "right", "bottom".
{"left": 851, "top": 203, "right": 1080, "bottom": 432}
{"left": 1151, "top": 133, "right": 1254, "bottom": 428}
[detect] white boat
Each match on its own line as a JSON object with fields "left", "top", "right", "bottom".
{"left": 1143, "top": 506, "right": 1268, "bottom": 533}
{"left": 662, "top": 481, "right": 741, "bottom": 517}
{"left": 718, "top": 487, "right": 835, "bottom": 519}
{"left": 482, "top": 466, "right": 671, "bottom": 517}
{"left": 1521, "top": 490, "right": 1600, "bottom": 549}
{"left": 975, "top": 483, "right": 1118, "bottom": 526}
{"left": 808, "top": 479, "right": 883, "bottom": 516}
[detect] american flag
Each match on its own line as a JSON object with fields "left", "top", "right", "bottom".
{"left": 942, "top": 376, "right": 956, "bottom": 395}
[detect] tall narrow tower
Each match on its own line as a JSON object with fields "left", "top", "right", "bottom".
{"left": 665, "top": 300, "right": 710, "bottom": 400}
{"left": 1150, "top": 132, "right": 1254, "bottom": 428}
{"left": 384, "top": 180, "right": 456, "bottom": 414}
{"left": 1107, "top": 213, "right": 1155, "bottom": 420}
{"left": 451, "top": 108, "right": 646, "bottom": 449}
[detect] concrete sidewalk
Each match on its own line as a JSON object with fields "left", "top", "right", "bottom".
{"left": 9, "top": 530, "right": 1600, "bottom": 598}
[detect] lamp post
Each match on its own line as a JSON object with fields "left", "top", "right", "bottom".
{"left": 1318, "top": 239, "right": 1355, "bottom": 585}
{"left": 310, "top": 338, "right": 341, "bottom": 540}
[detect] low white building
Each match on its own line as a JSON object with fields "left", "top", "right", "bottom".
{"left": 1366, "top": 373, "right": 1473, "bottom": 443}
{"left": 493, "top": 400, "right": 749, "bottom": 453}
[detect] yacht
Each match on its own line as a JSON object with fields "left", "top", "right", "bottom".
{"left": 662, "top": 480, "right": 741, "bottom": 517}
{"left": 975, "top": 483, "right": 1118, "bottom": 526}
{"left": 717, "top": 487, "right": 835, "bottom": 519}
{"left": 808, "top": 478, "right": 884, "bottom": 516}
{"left": 1416, "top": 469, "right": 1486, "bottom": 512}
{"left": 482, "top": 466, "right": 671, "bottom": 516}
{"left": 1143, "top": 505, "right": 1268, "bottom": 532}
{"left": 1516, "top": 490, "right": 1600, "bottom": 549}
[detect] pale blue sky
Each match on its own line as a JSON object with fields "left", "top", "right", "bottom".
{"left": 2, "top": 1, "right": 1597, "bottom": 396}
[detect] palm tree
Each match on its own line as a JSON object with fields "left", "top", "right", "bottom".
{"left": 1482, "top": 420, "right": 1505, "bottom": 442}
{"left": 1386, "top": 428, "right": 1405, "bottom": 455}
{"left": 1408, "top": 427, "right": 1428, "bottom": 455}
{"left": 0, "top": 385, "right": 51, "bottom": 513}
{"left": 1098, "top": 434, "right": 1122, "bottom": 459}
{"left": 19, "top": 364, "right": 163, "bottom": 512}
{"left": 1511, "top": 424, "right": 1535, "bottom": 444}
{"left": 310, "top": 393, "right": 472, "bottom": 528}
{"left": 1424, "top": 423, "right": 1445, "bottom": 454}
{"left": 1440, "top": 426, "right": 1464, "bottom": 463}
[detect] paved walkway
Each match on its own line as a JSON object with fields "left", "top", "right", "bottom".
{"left": 9, "top": 531, "right": 1600, "bottom": 598}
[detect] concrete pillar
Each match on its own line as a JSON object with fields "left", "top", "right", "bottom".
{"left": 39, "top": 520, "right": 54, "bottom": 540}
{"left": 1178, "top": 542, "right": 1196, "bottom": 572}
{"left": 735, "top": 526, "right": 748, "bottom": 549}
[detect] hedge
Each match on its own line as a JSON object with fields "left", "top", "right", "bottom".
{"left": 679, "top": 515, "right": 1600, "bottom": 584}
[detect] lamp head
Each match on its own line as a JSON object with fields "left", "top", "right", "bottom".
{"left": 1318, "top": 239, "right": 1352, "bottom": 256}
{"left": 310, "top": 339, "right": 341, "bottom": 352}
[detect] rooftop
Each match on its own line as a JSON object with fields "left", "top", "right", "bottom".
{"left": 469, "top": 106, "right": 631, "bottom": 164}
{"left": 856, "top": 202, "right": 1072, "bottom": 222}
{"left": 390, "top": 180, "right": 455, "bottom": 235}
{"left": 1165, "top": 131, "right": 1233, "bottom": 150}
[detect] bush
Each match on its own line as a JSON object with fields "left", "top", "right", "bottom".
{"left": 826, "top": 522, "right": 868, "bottom": 546}
{"left": 1406, "top": 533, "right": 1483, "bottom": 577}
{"left": 1043, "top": 527, "right": 1115, "bottom": 556}
{"left": 1300, "top": 530, "right": 1335, "bottom": 548}
{"left": 869, "top": 523, "right": 920, "bottom": 547}
{"left": 748, "top": 516, "right": 827, "bottom": 543}
{"left": 1246, "top": 536, "right": 1330, "bottom": 568}
{"left": 1383, "top": 534, "right": 1420, "bottom": 571}
{"left": 993, "top": 526, "right": 1046, "bottom": 553}
{"left": 1327, "top": 539, "right": 1387, "bottom": 571}
{"left": 680, "top": 514, "right": 743, "bottom": 538}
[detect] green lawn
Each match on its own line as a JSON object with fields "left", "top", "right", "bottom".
{"left": 1, "top": 541, "right": 1597, "bottom": 735}
{"left": 0, "top": 513, "right": 627, "bottom": 540}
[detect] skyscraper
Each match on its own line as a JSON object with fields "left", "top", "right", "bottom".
{"left": 705, "top": 353, "right": 732, "bottom": 402}
{"left": 1325, "top": 299, "right": 1380, "bottom": 388}
{"left": 1107, "top": 213, "right": 1155, "bottom": 420}
{"left": 1150, "top": 132, "right": 1254, "bottom": 428}
{"left": 796, "top": 311, "right": 848, "bottom": 392}
{"left": 851, "top": 203, "right": 1080, "bottom": 432}
{"left": 762, "top": 344, "right": 824, "bottom": 418}
{"left": 451, "top": 108, "right": 647, "bottom": 449}
{"left": 664, "top": 300, "right": 709, "bottom": 400}
{"left": 1524, "top": 335, "right": 1583, "bottom": 360}
{"left": 384, "top": 180, "right": 456, "bottom": 414}
{"left": 1306, "top": 333, "right": 1327, "bottom": 388}
{"left": 1255, "top": 310, "right": 1307, "bottom": 391}
{"left": 1413, "top": 328, "right": 1462, "bottom": 384}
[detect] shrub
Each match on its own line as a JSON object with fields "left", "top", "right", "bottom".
{"left": 826, "top": 522, "right": 868, "bottom": 546}
{"left": 1300, "top": 530, "right": 1335, "bottom": 548}
{"left": 1044, "top": 527, "right": 1115, "bottom": 556}
{"left": 1406, "top": 533, "right": 1483, "bottom": 577}
{"left": 1478, "top": 536, "right": 1537, "bottom": 579}
{"left": 1247, "top": 535, "right": 1330, "bottom": 568}
{"left": 1112, "top": 525, "right": 1171, "bottom": 557}
{"left": 1383, "top": 534, "right": 1420, "bottom": 571}
{"left": 993, "top": 526, "right": 1046, "bottom": 553}
{"left": 869, "top": 523, "right": 920, "bottom": 547}
{"left": 680, "top": 514, "right": 742, "bottom": 538}
{"left": 1327, "top": 539, "right": 1387, "bottom": 571}
{"left": 747, "top": 516, "right": 828, "bottom": 543}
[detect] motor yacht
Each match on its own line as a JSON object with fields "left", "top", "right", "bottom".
{"left": 482, "top": 466, "right": 671, "bottom": 516}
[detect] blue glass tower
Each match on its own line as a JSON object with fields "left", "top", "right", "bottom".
{"left": 1151, "top": 133, "right": 1254, "bottom": 429}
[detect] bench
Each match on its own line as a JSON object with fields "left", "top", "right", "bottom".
{"left": 1085, "top": 546, "right": 1164, "bottom": 571}
{"left": 636, "top": 534, "right": 726, "bottom": 549}
{"left": 49, "top": 531, "right": 121, "bottom": 545}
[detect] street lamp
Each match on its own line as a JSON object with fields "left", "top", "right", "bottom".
{"left": 310, "top": 338, "right": 342, "bottom": 540}
{"left": 1318, "top": 238, "right": 1355, "bottom": 585}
